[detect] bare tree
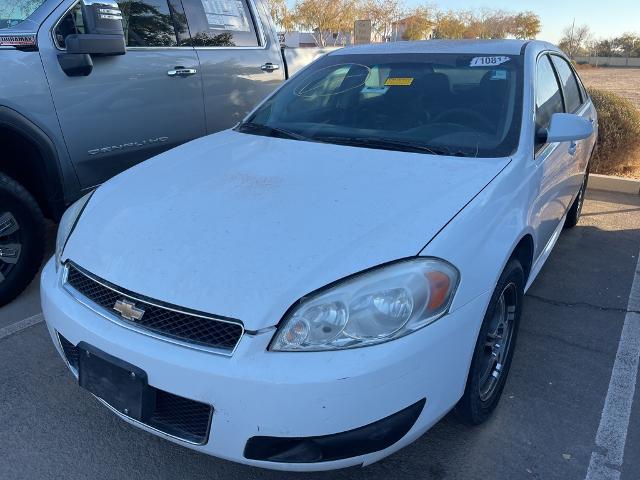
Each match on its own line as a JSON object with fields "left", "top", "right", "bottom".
{"left": 559, "top": 23, "right": 591, "bottom": 57}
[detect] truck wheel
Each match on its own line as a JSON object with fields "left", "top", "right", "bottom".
{"left": 0, "top": 172, "right": 45, "bottom": 306}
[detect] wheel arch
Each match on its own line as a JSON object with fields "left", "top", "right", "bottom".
{"left": 509, "top": 233, "right": 535, "bottom": 284}
{"left": 0, "top": 106, "right": 66, "bottom": 220}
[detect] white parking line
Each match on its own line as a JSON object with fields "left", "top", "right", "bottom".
{"left": 586, "top": 251, "right": 640, "bottom": 480}
{"left": 0, "top": 313, "right": 43, "bottom": 340}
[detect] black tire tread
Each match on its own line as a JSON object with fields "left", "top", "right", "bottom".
{"left": 0, "top": 171, "right": 46, "bottom": 306}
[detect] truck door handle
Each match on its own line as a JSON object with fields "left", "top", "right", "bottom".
{"left": 568, "top": 141, "right": 577, "bottom": 156}
{"left": 167, "top": 67, "right": 197, "bottom": 77}
{"left": 261, "top": 63, "right": 279, "bottom": 72}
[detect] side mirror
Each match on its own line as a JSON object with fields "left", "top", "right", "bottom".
{"left": 58, "top": 1, "right": 125, "bottom": 76}
{"left": 67, "top": 0, "right": 126, "bottom": 55}
{"left": 544, "top": 113, "right": 593, "bottom": 143}
{"left": 65, "top": 34, "right": 125, "bottom": 55}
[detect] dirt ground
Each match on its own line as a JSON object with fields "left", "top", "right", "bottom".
{"left": 578, "top": 67, "right": 640, "bottom": 110}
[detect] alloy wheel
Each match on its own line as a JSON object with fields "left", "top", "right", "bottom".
{"left": 0, "top": 212, "right": 22, "bottom": 284}
{"left": 478, "top": 282, "right": 517, "bottom": 402}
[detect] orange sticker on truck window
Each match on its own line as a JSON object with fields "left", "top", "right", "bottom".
{"left": 384, "top": 77, "right": 414, "bottom": 86}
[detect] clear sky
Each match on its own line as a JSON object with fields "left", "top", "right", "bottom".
{"left": 403, "top": 0, "right": 639, "bottom": 42}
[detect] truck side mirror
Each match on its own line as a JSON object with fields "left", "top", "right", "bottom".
{"left": 67, "top": 0, "right": 126, "bottom": 55}
{"left": 58, "top": 1, "right": 126, "bottom": 76}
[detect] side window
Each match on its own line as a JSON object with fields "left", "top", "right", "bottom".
{"left": 551, "top": 56, "right": 583, "bottom": 113}
{"left": 118, "top": 0, "right": 180, "bottom": 47}
{"left": 182, "top": 0, "right": 259, "bottom": 47}
{"left": 54, "top": 3, "right": 85, "bottom": 49}
{"left": 54, "top": 0, "right": 188, "bottom": 49}
{"left": 535, "top": 55, "right": 564, "bottom": 149}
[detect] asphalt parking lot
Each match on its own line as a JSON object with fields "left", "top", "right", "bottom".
{"left": 1, "top": 189, "right": 639, "bottom": 480}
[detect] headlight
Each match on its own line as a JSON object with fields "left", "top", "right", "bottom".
{"left": 270, "top": 258, "right": 459, "bottom": 351}
{"left": 55, "top": 192, "right": 94, "bottom": 268}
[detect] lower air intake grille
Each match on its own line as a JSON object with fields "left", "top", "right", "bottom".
{"left": 57, "top": 333, "right": 213, "bottom": 444}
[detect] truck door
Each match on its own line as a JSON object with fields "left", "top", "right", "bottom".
{"left": 180, "top": 0, "right": 285, "bottom": 133}
{"left": 39, "top": 0, "right": 206, "bottom": 188}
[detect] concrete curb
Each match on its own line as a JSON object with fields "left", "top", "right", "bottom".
{"left": 588, "top": 174, "right": 640, "bottom": 195}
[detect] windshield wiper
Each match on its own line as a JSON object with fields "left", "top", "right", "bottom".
{"left": 313, "top": 136, "right": 475, "bottom": 157}
{"left": 236, "top": 122, "right": 309, "bottom": 141}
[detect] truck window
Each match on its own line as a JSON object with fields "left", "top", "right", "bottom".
{"left": 54, "top": 3, "right": 85, "bottom": 48}
{"left": 54, "top": 0, "right": 187, "bottom": 49}
{"left": 182, "top": 0, "right": 260, "bottom": 47}
{"left": 118, "top": 0, "right": 178, "bottom": 47}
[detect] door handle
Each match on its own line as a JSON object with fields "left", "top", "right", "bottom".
{"left": 167, "top": 67, "right": 197, "bottom": 77}
{"left": 261, "top": 62, "right": 280, "bottom": 72}
{"left": 568, "top": 141, "right": 577, "bottom": 156}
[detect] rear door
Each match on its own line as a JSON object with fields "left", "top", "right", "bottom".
{"left": 39, "top": 0, "right": 206, "bottom": 188}
{"left": 181, "top": 0, "right": 284, "bottom": 132}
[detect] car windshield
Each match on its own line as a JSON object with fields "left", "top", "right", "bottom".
{"left": 239, "top": 52, "right": 524, "bottom": 158}
{"left": 0, "top": 0, "right": 46, "bottom": 29}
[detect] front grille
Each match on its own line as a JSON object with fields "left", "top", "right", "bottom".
{"left": 57, "top": 333, "right": 213, "bottom": 444}
{"left": 64, "top": 263, "right": 243, "bottom": 354}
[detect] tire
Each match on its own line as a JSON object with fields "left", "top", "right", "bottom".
{"left": 0, "top": 172, "right": 45, "bottom": 306}
{"left": 456, "top": 259, "right": 525, "bottom": 425}
{"left": 564, "top": 164, "right": 590, "bottom": 229}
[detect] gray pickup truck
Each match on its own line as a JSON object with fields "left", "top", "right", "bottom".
{"left": 0, "top": 0, "right": 321, "bottom": 305}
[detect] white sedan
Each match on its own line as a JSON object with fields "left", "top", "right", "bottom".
{"left": 41, "top": 39, "right": 596, "bottom": 471}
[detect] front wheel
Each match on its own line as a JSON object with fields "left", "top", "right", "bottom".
{"left": 456, "top": 259, "right": 524, "bottom": 424}
{"left": 0, "top": 172, "right": 45, "bottom": 306}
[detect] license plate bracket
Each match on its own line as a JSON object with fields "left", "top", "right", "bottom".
{"left": 78, "top": 342, "right": 155, "bottom": 421}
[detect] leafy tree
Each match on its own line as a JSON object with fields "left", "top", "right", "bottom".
{"left": 512, "top": 11, "right": 540, "bottom": 40}
{"left": 432, "top": 10, "right": 465, "bottom": 39}
{"left": 294, "top": 0, "right": 358, "bottom": 47}
{"left": 401, "top": 6, "right": 433, "bottom": 41}
{"left": 265, "top": 0, "right": 295, "bottom": 32}
{"left": 358, "top": 0, "right": 404, "bottom": 42}
{"left": 615, "top": 33, "right": 640, "bottom": 59}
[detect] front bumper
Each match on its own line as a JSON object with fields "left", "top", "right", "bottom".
{"left": 41, "top": 258, "right": 490, "bottom": 471}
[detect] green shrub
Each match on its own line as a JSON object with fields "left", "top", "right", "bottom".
{"left": 588, "top": 88, "right": 640, "bottom": 176}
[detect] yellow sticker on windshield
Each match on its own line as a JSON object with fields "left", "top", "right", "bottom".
{"left": 384, "top": 77, "right": 414, "bottom": 86}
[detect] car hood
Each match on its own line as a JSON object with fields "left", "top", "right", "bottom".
{"left": 65, "top": 130, "right": 509, "bottom": 330}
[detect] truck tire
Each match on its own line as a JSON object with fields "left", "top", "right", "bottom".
{"left": 0, "top": 172, "right": 45, "bottom": 306}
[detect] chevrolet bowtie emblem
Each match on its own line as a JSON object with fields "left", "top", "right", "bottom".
{"left": 113, "top": 298, "right": 145, "bottom": 321}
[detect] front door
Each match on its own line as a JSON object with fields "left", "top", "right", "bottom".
{"left": 530, "top": 53, "right": 572, "bottom": 258}
{"left": 39, "top": 0, "right": 206, "bottom": 188}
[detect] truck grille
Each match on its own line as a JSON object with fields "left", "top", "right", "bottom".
{"left": 56, "top": 333, "right": 212, "bottom": 445}
{"left": 63, "top": 263, "right": 243, "bottom": 354}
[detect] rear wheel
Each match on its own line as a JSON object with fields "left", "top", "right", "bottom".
{"left": 456, "top": 259, "right": 524, "bottom": 424}
{"left": 564, "top": 165, "right": 590, "bottom": 229}
{"left": 0, "top": 172, "right": 45, "bottom": 306}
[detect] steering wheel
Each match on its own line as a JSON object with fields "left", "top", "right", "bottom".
{"left": 432, "top": 109, "right": 494, "bottom": 133}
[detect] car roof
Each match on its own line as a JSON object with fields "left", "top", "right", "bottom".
{"left": 329, "top": 39, "right": 559, "bottom": 57}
